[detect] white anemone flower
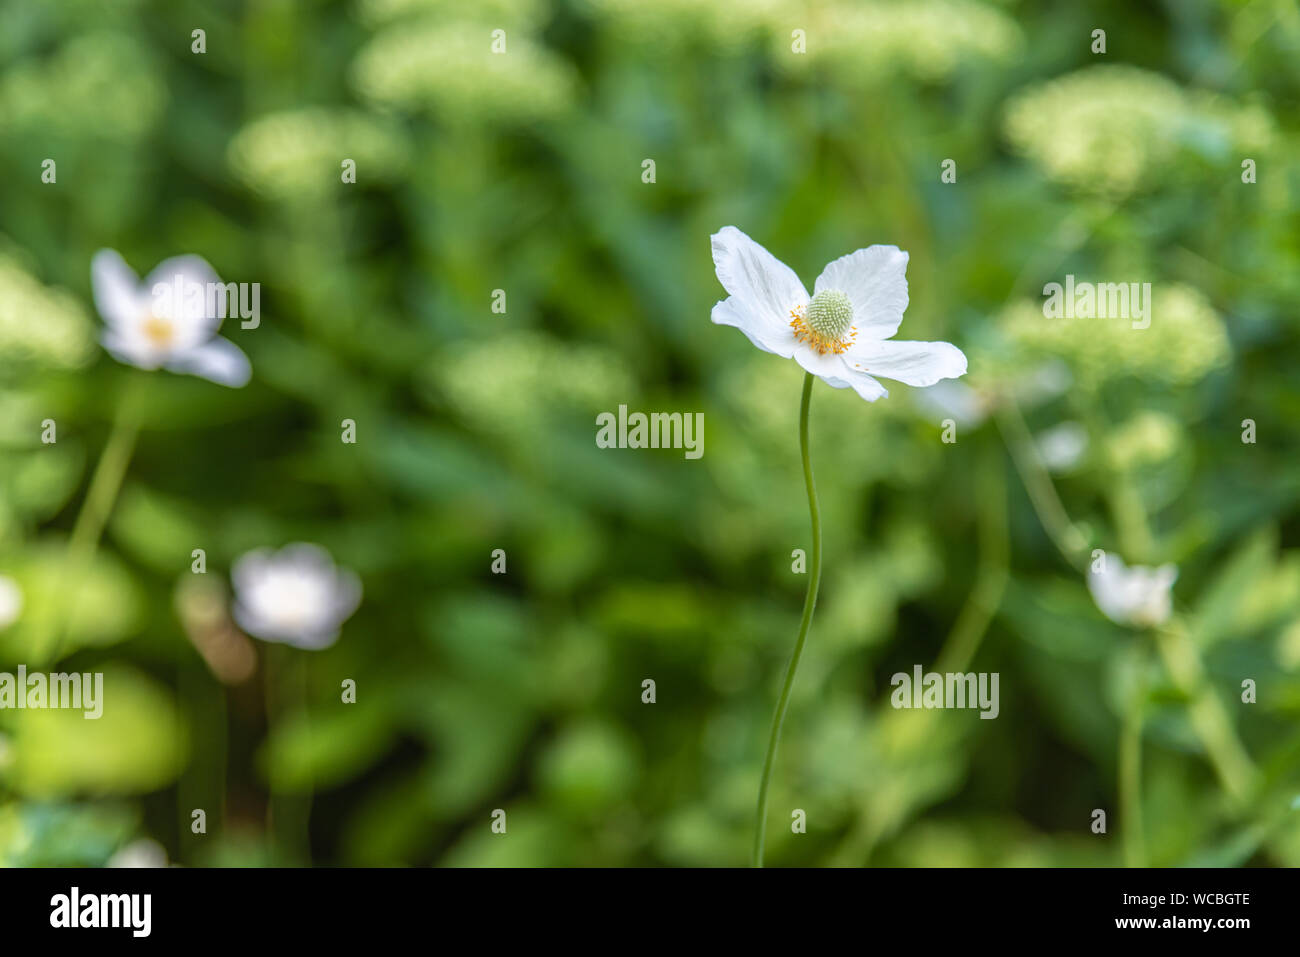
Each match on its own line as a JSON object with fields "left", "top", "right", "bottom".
{"left": 1036, "top": 420, "right": 1089, "bottom": 473}
{"left": 914, "top": 377, "right": 995, "bottom": 428}
{"left": 710, "top": 226, "right": 967, "bottom": 400}
{"left": 231, "top": 543, "right": 361, "bottom": 650}
{"left": 0, "top": 575, "right": 22, "bottom": 630}
{"left": 107, "top": 839, "right": 169, "bottom": 868}
{"left": 1088, "top": 554, "right": 1177, "bottom": 628}
{"left": 91, "top": 249, "right": 251, "bottom": 387}
{"left": 916, "top": 360, "right": 1073, "bottom": 427}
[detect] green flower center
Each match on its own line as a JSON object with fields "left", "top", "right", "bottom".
{"left": 805, "top": 289, "right": 853, "bottom": 342}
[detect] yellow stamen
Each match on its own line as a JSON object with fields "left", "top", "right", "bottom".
{"left": 789, "top": 305, "right": 857, "bottom": 355}
{"left": 141, "top": 314, "right": 175, "bottom": 347}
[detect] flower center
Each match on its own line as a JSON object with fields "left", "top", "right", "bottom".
{"left": 790, "top": 289, "right": 857, "bottom": 355}
{"left": 140, "top": 313, "right": 175, "bottom": 347}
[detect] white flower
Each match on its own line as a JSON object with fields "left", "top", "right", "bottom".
{"left": 108, "top": 839, "right": 169, "bottom": 868}
{"left": 1088, "top": 554, "right": 1177, "bottom": 628}
{"left": 0, "top": 575, "right": 22, "bottom": 630}
{"left": 91, "top": 249, "right": 251, "bottom": 387}
{"left": 915, "top": 360, "right": 1072, "bottom": 428}
{"left": 710, "top": 226, "right": 966, "bottom": 400}
{"left": 231, "top": 543, "right": 361, "bottom": 650}
{"left": 914, "top": 378, "right": 995, "bottom": 428}
{"left": 1037, "top": 421, "right": 1088, "bottom": 473}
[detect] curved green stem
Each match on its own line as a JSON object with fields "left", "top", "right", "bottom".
{"left": 833, "top": 441, "right": 1009, "bottom": 866}
{"left": 753, "top": 372, "right": 822, "bottom": 868}
{"left": 1153, "top": 618, "right": 1257, "bottom": 807}
{"left": 936, "top": 441, "right": 1009, "bottom": 676}
{"left": 41, "top": 375, "right": 147, "bottom": 662}
{"left": 994, "top": 399, "right": 1088, "bottom": 571}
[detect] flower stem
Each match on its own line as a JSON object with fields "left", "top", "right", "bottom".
{"left": 936, "top": 440, "right": 1009, "bottom": 676}
{"left": 1119, "top": 674, "right": 1147, "bottom": 867}
{"left": 42, "top": 375, "right": 147, "bottom": 662}
{"left": 832, "top": 441, "right": 1009, "bottom": 866}
{"left": 752, "top": 372, "right": 822, "bottom": 868}
{"left": 265, "top": 645, "right": 314, "bottom": 864}
{"left": 1153, "top": 618, "right": 1257, "bottom": 807}
{"left": 994, "top": 399, "right": 1088, "bottom": 571}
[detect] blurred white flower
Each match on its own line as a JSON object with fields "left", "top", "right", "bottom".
{"left": 1036, "top": 421, "right": 1088, "bottom": 473}
{"left": 108, "top": 838, "right": 168, "bottom": 868}
{"left": 0, "top": 574, "right": 22, "bottom": 630}
{"left": 710, "top": 226, "right": 966, "bottom": 401}
{"left": 232, "top": 544, "right": 361, "bottom": 650}
{"left": 91, "top": 249, "right": 251, "bottom": 387}
{"left": 1088, "top": 554, "right": 1177, "bottom": 628}
{"left": 914, "top": 360, "right": 1072, "bottom": 429}
{"left": 914, "top": 378, "right": 994, "bottom": 429}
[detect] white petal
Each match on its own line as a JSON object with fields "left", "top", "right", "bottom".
{"left": 845, "top": 339, "right": 967, "bottom": 387}
{"left": 91, "top": 249, "right": 144, "bottom": 329}
{"left": 711, "top": 296, "right": 795, "bottom": 358}
{"left": 231, "top": 548, "right": 274, "bottom": 597}
{"left": 914, "top": 379, "right": 987, "bottom": 427}
{"left": 144, "top": 255, "right": 225, "bottom": 345}
{"left": 710, "top": 227, "right": 808, "bottom": 353}
{"left": 1087, "top": 560, "right": 1128, "bottom": 623}
{"left": 1037, "top": 421, "right": 1088, "bottom": 472}
{"left": 813, "top": 245, "right": 909, "bottom": 340}
{"left": 165, "top": 337, "right": 251, "bottom": 387}
{"left": 107, "top": 839, "right": 169, "bottom": 869}
{"left": 101, "top": 329, "right": 164, "bottom": 370}
{"left": 0, "top": 575, "right": 23, "bottom": 630}
{"left": 279, "top": 542, "right": 335, "bottom": 574}
{"left": 331, "top": 568, "right": 363, "bottom": 622}
{"left": 231, "top": 602, "right": 285, "bottom": 643}
{"left": 792, "top": 342, "right": 850, "bottom": 381}
{"left": 284, "top": 628, "right": 342, "bottom": 651}
{"left": 790, "top": 346, "right": 890, "bottom": 402}
{"left": 1088, "top": 556, "right": 1178, "bottom": 628}
{"left": 842, "top": 369, "right": 888, "bottom": 402}
{"left": 144, "top": 255, "right": 221, "bottom": 313}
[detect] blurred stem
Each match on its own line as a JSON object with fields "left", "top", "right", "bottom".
{"left": 1153, "top": 618, "right": 1257, "bottom": 807}
{"left": 1085, "top": 403, "right": 1157, "bottom": 563}
{"left": 43, "top": 375, "right": 148, "bottom": 661}
{"left": 936, "top": 441, "right": 1010, "bottom": 676}
{"left": 1106, "top": 475, "right": 1156, "bottom": 564}
{"left": 1006, "top": 203, "right": 1113, "bottom": 301}
{"left": 265, "top": 646, "right": 313, "bottom": 864}
{"left": 179, "top": 660, "right": 227, "bottom": 864}
{"left": 1087, "top": 399, "right": 1252, "bottom": 806}
{"left": 994, "top": 399, "right": 1088, "bottom": 571}
{"left": 752, "top": 373, "right": 821, "bottom": 868}
{"left": 991, "top": 201, "right": 1116, "bottom": 571}
{"left": 1119, "top": 674, "right": 1147, "bottom": 868}
{"left": 834, "top": 441, "right": 1010, "bottom": 867}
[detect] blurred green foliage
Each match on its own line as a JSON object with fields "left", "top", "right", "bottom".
{"left": 1, "top": 0, "right": 1299, "bottom": 867}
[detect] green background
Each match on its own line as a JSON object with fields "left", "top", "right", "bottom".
{"left": 1, "top": 0, "right": 1298, "bottom": 866}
